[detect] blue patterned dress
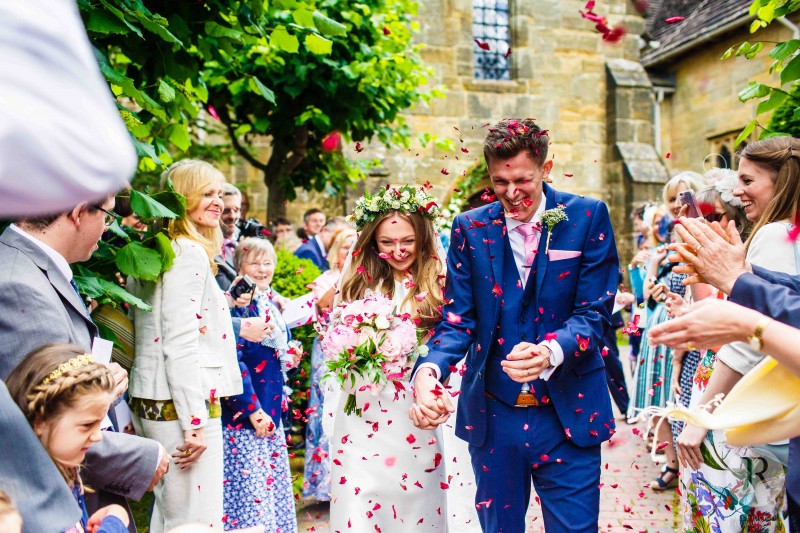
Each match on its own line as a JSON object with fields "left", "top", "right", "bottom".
{"left": 302, "top": 336, "right": 331, "bottom": 500}
{"left": 222, "top": 291, "right": 298, "bottom": 532}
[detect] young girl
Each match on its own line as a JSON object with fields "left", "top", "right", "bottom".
{"left": 6, "top": 344, "right": 130, "bottom": 533}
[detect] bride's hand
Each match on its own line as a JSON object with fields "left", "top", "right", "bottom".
{"left": 409, "top": 368, "right": 453, "bottom": 430}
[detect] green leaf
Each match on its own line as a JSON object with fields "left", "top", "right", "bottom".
{"left": 130, "top": 190, "right": 179, "bottom": 219}
{"left": 96, "top": 0, "right": 143, "bottom": 38}
{"left": 153, "top": 232, "right": 175, "bottom": 272}
{"left": 270, "top": 26, "right": 300, "bottom": 53}
{"left": 757, "top": 2, "right": 776, "bottom": 22}
{"left": 781, "top": 54, "right": 800, "bottom": 85}
{"left": 770, "top": 39, "right": 800, "bottom": 61}
{"left": 745, "top": 41, "right": 764, "bottom": 59}
{"left": 305, "top": 33, "right": 333, "bottom": 55}
{"left": 750, "top": 19, "right": 764, "bottom": 33}
{"left": 249, "top": 77, "right": 276, "bottom": 105}
{"left": 150, "top": 181, "right": 187, "bottom": 218}
{"left": 96, "top": 277, "right": 152, "bottom": 310}
{"left": 167, "top": 123, "right": 192, "bottom": 151}
{"left": 205, "top": 21, "right": 244, "bottom": 41}
{"left": 115, "top": 241, "right": 163, "bottom": 281}
{"left": 86, "top": 10, "right": 131, "bottom": 34}
{"left": 738, "top": 81, "right": 771, "bottom": 101}
{"left": 292, "top": 8, "right": 315, "bottom": 28}
{"left": 757, "top": 89, "right": 789, "bottom": 114}
{"left": 721, "top": 46, "right": 736, "bottom": 60}
{"left": 158, "top": 80, "right": 176, "bottom": 103}
{"left": 312, "top": 11, "right": 347, "bottom": 37}
{"left": 131, "top": 137, "right": 163, "bottom": 165}
{"left": 736, "top": 41, "right": 753, "bottom": 56}
{"left": 106, "top": 219, "right": 130, "bottom": 242}
{"left": 736, "top": 119, "right": 758, "bottom": 146}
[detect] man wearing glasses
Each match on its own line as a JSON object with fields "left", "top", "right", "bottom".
{"left": 0, "top": 196, "right": 166, "bottom": 532}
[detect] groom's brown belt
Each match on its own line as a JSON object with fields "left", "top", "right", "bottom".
{"left": 484, "top": 390, "right": 541, "bottom": 407}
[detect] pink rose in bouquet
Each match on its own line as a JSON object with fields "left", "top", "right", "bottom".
{"left": 322, "top": 291, "right": 423, "bottom": 416}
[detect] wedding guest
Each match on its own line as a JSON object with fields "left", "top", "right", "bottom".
{"left": 628, "top": 171, "right": 704, "bottom": 491}
{"left": 6, "top": 344, "right": 132, "bottom": 533}
{"left": 128, "top": 160, "right": 243, "bottom": 532}
{"left": 214, "top": 183, "right": 243, "bottom": 291}
{"left": 295, "top": 216, "right": 350, "bottom": 272}
{"left": 274, "top": 216, "right": 303, "bottom": 253}
{"left": 303, "top": 227, "right": 356, "bottom": 502}
{"left": 222, "top": 238, "right": 298, "bottom": 532}
{"left": 296, "top": 208, "right": 326, "bottom": 241}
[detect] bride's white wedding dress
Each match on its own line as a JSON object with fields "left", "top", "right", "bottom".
{"left": 328, "top": 280, "right": 448, "bottom": 532}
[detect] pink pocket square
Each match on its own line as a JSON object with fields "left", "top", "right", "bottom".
{"left": 548, "top": 249, "right": 582, "bottom": 261}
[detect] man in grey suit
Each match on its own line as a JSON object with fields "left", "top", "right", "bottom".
{"left": 0, "top": 196, "right": 168, "bottom": 532}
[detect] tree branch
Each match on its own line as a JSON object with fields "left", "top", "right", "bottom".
{"left": 215, "top": 104, "right": 269, "bottom": 172}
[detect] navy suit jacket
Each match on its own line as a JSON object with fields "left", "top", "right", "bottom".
{"left": 295, "top": 237, "right": 329, "bottom": 272}
{"left": 730, "top": 265, "right": 800, "bottom": 325}
{"left": 419, "top": 184, "right": 619, "bottom": 448}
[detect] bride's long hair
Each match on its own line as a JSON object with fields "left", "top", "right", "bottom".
{"left": 340, "top": 210, "right": 445, "bottom": 332}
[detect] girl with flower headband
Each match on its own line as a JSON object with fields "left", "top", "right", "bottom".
{"left": 329, "top": 184, "right": 449, "bottom": 532}
{"left": 5, "top": 344, "right": 129, "bottom": 533}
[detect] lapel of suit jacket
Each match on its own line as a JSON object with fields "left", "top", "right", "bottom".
{"left": 485, "top": 202, "right": 506, "bottom": 294}
{"left": 0, "top": 228, "right": 93, "bottom": 323}
{"left": 534, "top": 184, "right": 559, "bottom": 300}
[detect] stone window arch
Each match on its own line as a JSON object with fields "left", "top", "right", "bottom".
{"left": 473, "top": 0, "right": 511, "bottom": 80}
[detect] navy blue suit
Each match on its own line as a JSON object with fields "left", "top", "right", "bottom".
{"left": 419, "top": 184, "right": 619, "bottom": 532}
{"left": 730, "top": 266, "right": 800, "bottom": 532}
{"left": 294, "top": 237, "right": 329, "bottom": 272}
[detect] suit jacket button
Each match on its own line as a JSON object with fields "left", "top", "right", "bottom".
{"left": 521, "top": 333, "right": 527, "bottom": 340}
{"left": 522, "top": 299, "right": 529, "bottom": 306}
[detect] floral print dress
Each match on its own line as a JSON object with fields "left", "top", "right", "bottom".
{"left": 680, "top": 349, "right": 788, "bottom": 532}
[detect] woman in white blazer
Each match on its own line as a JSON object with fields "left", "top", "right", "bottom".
{"left": 129, "top": 159, "right": 242, "bottom": 533}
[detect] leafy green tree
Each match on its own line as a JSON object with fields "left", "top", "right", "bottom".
{"left": 206, "top": 0, "right": 439, "bottom": 219}
{"left": 769, "top": 82, "right": 800, "bottom": 137}
{"left": 724, "top": 0, "right": 800, "bottom": 143}
{"left": 80, "top": 0, "right": 437, "bottom": 220}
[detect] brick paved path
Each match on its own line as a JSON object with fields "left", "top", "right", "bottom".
{"left": 297, "top": 347, "right": 679, "bottom": 532}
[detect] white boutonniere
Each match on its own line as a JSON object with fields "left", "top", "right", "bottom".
{"left": 542, "top": 205, "right": 568, "bottom": 254}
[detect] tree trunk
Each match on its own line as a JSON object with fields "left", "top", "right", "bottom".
{"left": 265, "top": 177, "right": 287, "bottom": 222}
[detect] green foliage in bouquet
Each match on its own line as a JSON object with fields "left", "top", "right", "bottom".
{"left": 325, "top": 336, "right": 389, "bottom": 416}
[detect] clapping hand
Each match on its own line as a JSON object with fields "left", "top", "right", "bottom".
{"left": 670, "top": 218, "right": 750, "bottom": 294}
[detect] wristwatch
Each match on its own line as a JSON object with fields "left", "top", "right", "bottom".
{"left": 542, "top": 345, "right": 555, "bottom": 368}
{"left": 747, "top": 316, "right": 773, "bottom": 351}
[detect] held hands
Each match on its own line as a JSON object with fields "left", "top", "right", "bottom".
{"left": 501, "top": 342, "right": 552, "bottom": 383}
{"left": 173, "top": 427, "right": 207, "bottom": 470}
{"left": 249, "top": 409, "right": 277, "bottom": 438}
{"left": 409, "top": 368, "right": 454, "bottom": 430}
{"left": 86, "top": 504, "right": 130, "bottom": 533}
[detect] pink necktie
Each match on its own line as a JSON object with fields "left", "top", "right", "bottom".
{"left": 515, "top": 222, "right": 542, "bottom": 283}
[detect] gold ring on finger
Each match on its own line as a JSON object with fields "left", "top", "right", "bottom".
{"left": 686, "top": 342, "right": 697, "bottom": 351}
{"left": 695, "top": 244, "right": 704, "bottom": 253}
{"left": 185, "top": 449, "right": 191, "bottom": 456}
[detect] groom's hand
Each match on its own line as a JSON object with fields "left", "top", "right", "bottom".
{"left": 501, "top": 343, "right": 552, "bottom": 383}
{"left": 409, "top": 368, "right": 454, "bottom": 430}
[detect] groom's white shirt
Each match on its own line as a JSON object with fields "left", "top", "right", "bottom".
{"left": 418, "top": 198, "right": 563, "bottom": 381}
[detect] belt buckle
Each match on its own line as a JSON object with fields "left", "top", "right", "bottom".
{"left": 515, "top": 392, "right": 539, "bottom": 407}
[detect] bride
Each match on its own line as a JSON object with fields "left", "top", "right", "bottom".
{"left": 328, "top": 185, "right": 449, "bottom": 531}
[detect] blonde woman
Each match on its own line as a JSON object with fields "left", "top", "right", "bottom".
{"left": 128, "top": 160, "right": 242, "bottom": 532}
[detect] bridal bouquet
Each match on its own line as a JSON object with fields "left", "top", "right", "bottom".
{"left": 321, "top": 292, "right": 426, "bottom": 416}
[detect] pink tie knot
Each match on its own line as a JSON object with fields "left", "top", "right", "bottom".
{"left": 515, "top": 222, "right": 542, "bottom": 238}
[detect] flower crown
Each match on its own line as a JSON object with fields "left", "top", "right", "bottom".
{"left": 41, "top": 354, "right": 95, "bottom": 385}
{"left": 349, "top": 184, "right": 440, "bottom": 230}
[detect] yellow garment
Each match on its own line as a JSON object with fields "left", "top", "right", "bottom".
{"left": 662, "top": 356, "right": 800, "bottom": 446}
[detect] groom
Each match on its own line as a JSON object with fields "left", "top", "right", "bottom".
{"left": 411, "top": 118, "right": 619, "bottom": 532}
